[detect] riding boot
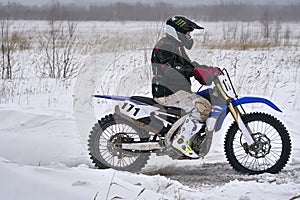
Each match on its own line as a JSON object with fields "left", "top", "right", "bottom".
{"left": 172, "top": 115, "right": 203, "bottom": 158}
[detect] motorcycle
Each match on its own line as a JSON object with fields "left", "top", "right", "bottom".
{"left": 88, "top": 67, "right": 291, "bottom": 174}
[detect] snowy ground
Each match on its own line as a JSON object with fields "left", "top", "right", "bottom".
{"left": 0, "top": 21, "right": 300, "bottom": 199}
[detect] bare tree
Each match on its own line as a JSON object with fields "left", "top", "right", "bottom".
{"left": 261, "top": 9, "right": 270, "bottom": 39}
{"left": 60, "top": 20, "right": 79, "bottom": 78}
{"left": 39, "top": 3, "right": 79, "bottom": 79}
{"left": 0, "top": 4, "right": 13, "bottom": 79}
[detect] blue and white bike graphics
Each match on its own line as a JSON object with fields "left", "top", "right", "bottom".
{"left": 89, "top": 68, "right": 291, "bottom": 174}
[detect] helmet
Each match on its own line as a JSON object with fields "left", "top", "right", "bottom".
{"left": 165, "top": 16, "right": 204, "bottom": 50}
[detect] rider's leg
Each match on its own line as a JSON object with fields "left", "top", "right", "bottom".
{"left": 172, "top": 115, "right": 203, "bottom": 158}
{"left": 155, "top": 90, "right": 211, "bottom": 158}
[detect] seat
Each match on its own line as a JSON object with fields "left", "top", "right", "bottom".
{"left": 130, "top": 96, "right": 185, "bottom": 116}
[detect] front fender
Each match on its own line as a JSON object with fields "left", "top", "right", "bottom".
{"left": 232, "top": 96, "right": 282, "bottom": 112}
{"left": 214, "top": 96, "right": 282, "bottom": 131}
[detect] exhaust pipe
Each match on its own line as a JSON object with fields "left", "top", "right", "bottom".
{"left": 122, "top": 142, "right": 163, "bottom": 151}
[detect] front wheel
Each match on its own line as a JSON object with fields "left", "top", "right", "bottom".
{"left": 225, "top": 112, "right": 291, "bottom": 174}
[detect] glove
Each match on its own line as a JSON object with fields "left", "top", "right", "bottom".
{"left": 194, "top": 67, "right": 222, "bottom": 85}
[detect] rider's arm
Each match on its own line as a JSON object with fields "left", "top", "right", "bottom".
{"left": 157, "top": 45, "right": 195, "bottom": 77}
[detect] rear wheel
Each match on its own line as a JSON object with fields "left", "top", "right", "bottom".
{"left": 88, "top": 114, "right": 150, "bottom": 172}
{"left": 225, "top": 112, "right": 291, "bottom": 174}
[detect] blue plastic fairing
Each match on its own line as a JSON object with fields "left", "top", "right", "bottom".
{"left": 232, "top": 97, "right": 282, "bottom": 112}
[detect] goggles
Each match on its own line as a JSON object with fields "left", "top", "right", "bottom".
{"left": 186, "top": 32, "right": 192, "bottom": 40}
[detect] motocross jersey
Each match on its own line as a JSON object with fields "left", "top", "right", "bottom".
{"left": 151, "top": 35, "right": 195, "bottom": 98}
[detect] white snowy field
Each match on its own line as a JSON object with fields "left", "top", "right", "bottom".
{"left": 0, "top": 21, "right": 300, "bottom": 199}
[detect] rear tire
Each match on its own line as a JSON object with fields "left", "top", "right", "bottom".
{"left": 88, "top": 114, "right": 150, "bottom": 172}
{"left": 225, "top": 112, "right": 291, "bottom": 174}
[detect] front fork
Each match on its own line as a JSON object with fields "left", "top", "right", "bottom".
{"left": 228, "top": 102, "right": 254, "bottom": 145}
{"left": 212, "top": 73, "right": 255, "bottom": 146}
{"left": 205, "top": 102, "right": 254, "bottom": 146}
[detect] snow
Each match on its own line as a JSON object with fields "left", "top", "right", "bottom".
{"left": 0, "top": 21, "right": 300, "bottom": 199}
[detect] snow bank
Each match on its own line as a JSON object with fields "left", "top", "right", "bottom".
{"left": 0, "top": 158, "right": 167, "bottom": 200}
{"left": 1, "top": 154, "right": 300, "bottom": 200}
{"left": 0, "top": 104, "right": 88, "bottom": 166}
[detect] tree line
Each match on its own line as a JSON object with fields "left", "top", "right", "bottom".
{"left": 0, "top": 2, "right": 300, "bottom": 22}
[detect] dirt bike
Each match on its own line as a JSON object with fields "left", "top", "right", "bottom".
{"left": 88, "top": 67, "right": 291, "bottom": 174}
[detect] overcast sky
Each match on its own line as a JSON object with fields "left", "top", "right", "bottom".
{"left": 1, "top": 0, "right": 300, "bottom": 6}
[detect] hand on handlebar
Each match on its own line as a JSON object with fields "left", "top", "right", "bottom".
{"left": 194, "top": 66, "right": 223, "bottom": 85}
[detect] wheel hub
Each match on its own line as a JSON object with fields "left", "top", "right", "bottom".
{"left": 244, "top": 133, "right": 271, "bottom": 158}
{"left": 107, "top": 133, "right": 136, "bottom": 158}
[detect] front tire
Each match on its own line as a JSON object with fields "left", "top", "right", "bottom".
{"left": 88, "top": 114, "right": 150, "bottom": 172}
{"left": 225, "top": 112, "right": 291, "bottom": 174}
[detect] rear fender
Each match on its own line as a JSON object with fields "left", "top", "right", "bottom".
{"left": 93, "top": 95, "right": 141, "bottom": 104}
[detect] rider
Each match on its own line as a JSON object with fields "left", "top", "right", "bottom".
{"left": 151, "top": 16, "right": 212, "bottom": 159}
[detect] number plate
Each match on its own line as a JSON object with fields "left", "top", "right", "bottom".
{"left": 217, "top": 75, "right": 235, "bottom": 98}
{"left": 119, "top": 100, "right": 159, "bottom": 119}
